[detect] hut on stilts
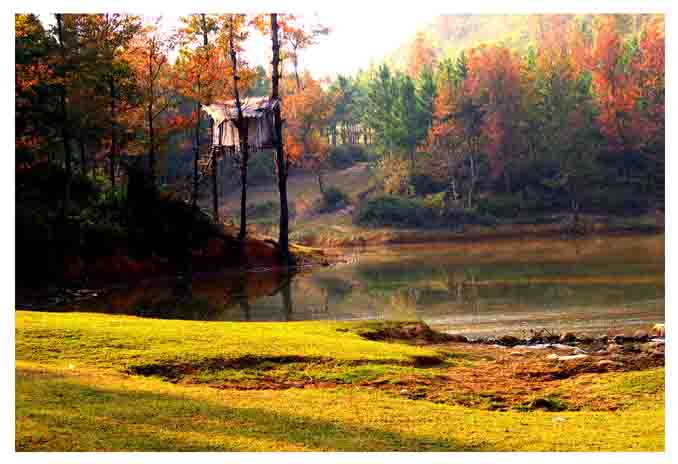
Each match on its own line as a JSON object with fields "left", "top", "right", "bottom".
{"left": 202, "top": 96, "right": 280, "bottom": 162}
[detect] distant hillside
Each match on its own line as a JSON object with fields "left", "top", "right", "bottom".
{"left": 385, "top": 14, "right": 660, "bottom": 70}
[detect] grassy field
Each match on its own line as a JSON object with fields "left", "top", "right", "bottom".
{"left": 15, "top": 310, "right": 664, "bottom": 451}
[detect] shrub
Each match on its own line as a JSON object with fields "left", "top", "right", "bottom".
{"left": 356, "top": 195, "right": 500, "bottom": 229}
{"left": 411, "top": 173, "right": 447, "bottom": 196}
{"left": 328, "top": 144, "right": 368, "bottom": 169}
{"left": 356, "top": 196, "right": 437, "bottom": 228}
{"left": 81, "top": 222, "right": 126, "bottom": 258}
{"left": 247, "top": 200, "right": 279, "bottom": 219}
{"left": 422, "top": 192, "right": 447, "bottom": 213}
{"left": 245, "top": 200, "right": 296, "bottom": 221}
{"left": 319, "top": 186, "right": 350, "bottom": 213}
{"left": 460, "top": 209, "right": 500, "bottom": 227}
{"left": 581, "top": 185, "right": 649, "bottom": 215}
{"left": 323, "top": 185, "right": 349, "bottom": 208}
{"left": 16, "top": 161, "right": 98, "bottom": 208}
{"left": 476, "top": 194, "right": 524, "bottom": 218}
{"left": 375, "top": 154, "right": 414, "bottom": 196}
{"left": 247, "top": 150, "right": 277, "bottom": 185}
{"left": 475, "top": 189, "right": 570, "bottom": 218}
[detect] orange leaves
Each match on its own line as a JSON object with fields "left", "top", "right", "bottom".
{"left": 177, "top": 16, "right": 233, "bottom": 114}
{"left": 126, "top": 24, "right": 173, "bottom": 94}
{"left": 407, "top": 32, "right": 437, "bottom": 78}
{"left": 587, "top": 16, "right": 664, "bottom": 152}
{"left": 464, "top": 45, "right": 524, "bottom": 179}
{"left": 15, "top": 62, "right": 52, "bottom": 98}
{"left": 123, "top": 23, "right": 184, "bottom": 157}
{"left": 283, "top": 76, "right": 335, "bottom": 165}
{"left": 465, "top": 45, "right": 522, "bottom": 106}
{"left": 428, "top": 83, "right": 463, "bottom": 150}
{"left": 638, "top": 18, "right": 664, "bottom": 76}
{"left": 634, "top": 17, "right": 665, "bottom": 151}
{"left": 174, "top": 47, "right": 231, "bottom": 103}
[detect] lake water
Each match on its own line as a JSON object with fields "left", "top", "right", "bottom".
{"left": 36, "top": 234, "right": 664, "bottom": 336}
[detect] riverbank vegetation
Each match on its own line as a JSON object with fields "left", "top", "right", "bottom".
{"left": 16, "top": 312, "right": 664, "bottom": 451}
{"left": 16, "top": 14, "right": 665, "bottom": 288}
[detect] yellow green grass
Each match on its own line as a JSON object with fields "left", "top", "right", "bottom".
{"left": 15, "top": 310, "right": 664, "bottom": 451}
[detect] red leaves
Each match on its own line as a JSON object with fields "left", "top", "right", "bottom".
{"left": 465, "top": 45, "right": 524, "bottom": 179}
{"left": 284, "top": 76, "right": 335, "bottom": 164}
{"left": 407, "top": 33, "right": 437, "bottom": 77}
{"left": 634, "top": 17, "right": 665, "bottom": 151}
{"left": 587, "top": 16, "right": 664, "bottom": 153}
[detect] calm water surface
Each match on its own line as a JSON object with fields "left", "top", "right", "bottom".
{"left": 40, "top": 235, "right": 664, "bottom": 336}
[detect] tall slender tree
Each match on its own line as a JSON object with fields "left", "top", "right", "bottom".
{"left": 126, "top": 21, "right": 175, "bottom": 188}
{"left": 54, "top": 14, "right": 73, "bottom": 216}
{"left": 285, "top": 75, "right": 335, "bottom": 194}
{"left": 271, "top": 13, "right": 291, "bottom": 264}
{"left": 79, "top": 14, "right": 141, "bottom": 185}
{"left": 217, "top": 14, "right": 251, "bottom": 237}
{"left": 281, "top": 19, "right": 330, "bottom": 92}
{"left": 15, "top": 14, "right": 55, "bottom": 166}
{"left": 176, "top": 14, "right": 223, "bottom": 210}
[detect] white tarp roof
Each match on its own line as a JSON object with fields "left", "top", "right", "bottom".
{"left": 202, "top": 97, "right": 279, "bottom": 128}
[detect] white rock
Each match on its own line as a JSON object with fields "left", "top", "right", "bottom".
{"left": 547, "top": 354, "right": 589, "bottom": 362}
{"left": 558, "top": 354, "right": 589, "bottom": 361}
{"left": 595, "top": 359, "right": 620, "bottom": 367}
{"left": 526, "top": 344, "right": 551, "bottom": 349}
{"left": 550, "top": 344, "right": 577, "bottom": 350}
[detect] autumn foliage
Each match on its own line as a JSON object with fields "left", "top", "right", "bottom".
{"left": 284, "top": 76, "right": 335, "bottom": 163}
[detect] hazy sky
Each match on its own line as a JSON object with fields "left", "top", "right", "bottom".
{"left": 40, "top": 11, "right": 435, "bottom": 78}
{"left": 160, "top": 11, "right": 435, "bottom": 78}
{"left": 279, "top": 11, "right": 436, "bottom": 77}
{"left": 29, "top": 0, "right": 670, "bottom": 79}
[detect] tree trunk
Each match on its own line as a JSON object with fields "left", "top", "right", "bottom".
{"left": 192, "top": 99, "right": 201, "bottom": 210}
{"left": 211, "top": 127, "right": 219, "bottom": 222}
{"left": 271, "top": 14, "right": 291, "bottom": 264}
{"left": 79, "top": 136, "right": 87, "bottom": 177}
{"left": 55, "top": 14, "right": 72, "bottom": 217}
{"left": 318, "top": 170, "right": 325, "bottom": 195}
{"left": 146, "top": 42, "right": 156, "bottom": 189}
{"left": 293, "top": 52, "right": 302, "bottom": 92}
{"left": 148, "top": 101, "right": 156, "bottom": 188}
{"left": 109, "top": 79, "right": 117, "bottom": 189}
{"left": 467, "top": 151, "right": 476, "bottom": 209}
{"left": 571, "top": 198, "right": 580, "bottom": 233}
{"left": 229, "top": 17, "right": 249, "bottom": 239}
{"left": 281, "top": 272, "right": 293, "bottom": 321}
{"left": 570, "top": 180, "right": 580, "bottom": 233}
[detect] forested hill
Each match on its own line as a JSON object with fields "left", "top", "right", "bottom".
{"left": 386, "top": 14, "right": 662, "bottom": 71}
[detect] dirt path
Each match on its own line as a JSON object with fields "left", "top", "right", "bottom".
{"left": 219, "top": 162, "right": 372, "bottom": 217}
